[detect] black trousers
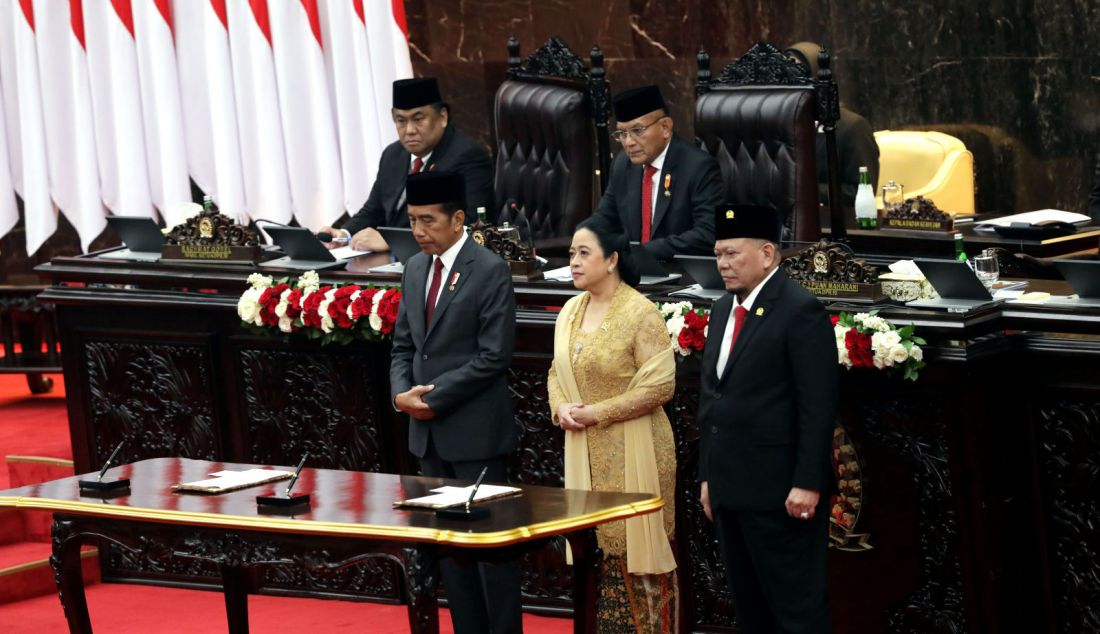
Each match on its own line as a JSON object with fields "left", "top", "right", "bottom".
{"left": 420, "top": 440, "right": 523, "bottom": 634}
{"left": 713, "top": 500, "right": 830, "bottom": 634}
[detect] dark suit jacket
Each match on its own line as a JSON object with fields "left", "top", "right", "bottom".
{"left": 697, "top": 270, "right": 838, "bottom": 511}
{"left": 343, "top": 126, "right": 495, "bottom": 234}
{"left": 1090, "top": 162, "right": 1100, "bottom": 222}
{"left": 389, "top": 238, "right": 517, "bottom": 462}
{"left": 593, "top": 134, "right": 723, "bottom": 260}
{"left": 818, "top": 106, "right": 880, "bottom": 208}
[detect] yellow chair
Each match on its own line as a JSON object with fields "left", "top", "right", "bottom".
{"left": 873, "top": 130, "right": 976, "bottom": 215}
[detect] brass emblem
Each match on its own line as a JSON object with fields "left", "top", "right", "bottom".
{"left": 198, "top": 216, "right": 214, "bottom": 239}
{"left": 725, "top": 209, "right": 734, "bottom": 219}
{"left": 812, "top": 250, "right": 829, "bottom": 274}
{"left": 471, "top": 230, "right": 486, "bottom": 246}
{"left": 755, "top": 307, "right": 764, "bottom": 316}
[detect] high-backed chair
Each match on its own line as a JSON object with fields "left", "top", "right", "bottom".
{"left": 695, "top": 42, "right": 844, "bottom": 243}
{"left": 874, "top": 130, "right": 976, "bottom": 215}
{"left": 493, "top": 36, "right": 611, "bottom": 245}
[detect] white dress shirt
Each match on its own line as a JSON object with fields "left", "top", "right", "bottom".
{"left": 645, "top": 141, "right": 671, "bottom": 224}
{"left": 425, "top": 229, "right": 468, "bottom": 305}
{"left": 410, "top": 151, "right": 432, "bottom": 172}
{"left": 716, "top": 266, "right": 779, "bottom": 378}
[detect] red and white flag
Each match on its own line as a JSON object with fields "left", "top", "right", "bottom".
{"left": 32, "top": 0, "right": 106, "bottom": 252}
{"left": 132, "top": 0, "right": 191, "bottom": 227}
{"left": 82, "top": 0, "right": 155, "bottom": 219}
{"left": 362, "top": 0, "right": 413, "bottom": 116}
{"left": 226, "top": 0, "right": 292, "bottom": 225}
{"left": 318, "top": 0, "right": 409, "bottom": 218}
{"left": 267, "top": 0, "right": 342, "bottom": 229}
{"left": 0, "top": 76, "right": 16, "bottom": 242}
{"left": 172, "top": 0, "right": 247, "bottom": 223}
{"left": 4, "top": 0, "right": 55, "bottom": 255}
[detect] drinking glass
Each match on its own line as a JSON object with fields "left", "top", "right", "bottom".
{"left": 973, "top": 250, "right": 999, "bottom": 288}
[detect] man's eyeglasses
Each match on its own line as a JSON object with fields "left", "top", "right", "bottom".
{"left": 611, "top": 116, "right": 668, "bottom": 143}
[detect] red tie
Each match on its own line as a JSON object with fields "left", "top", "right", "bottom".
{"left": 640, "top": 164, "right": 657, "bottom": 243}
{"left": 728, "top": 306, "right": 749, "bottom": 354}
{"left": 425, "top": 257, "right": 444, "bottom": 324}
{"left": 411, "top": 157, "right": 424, "bottom": 174}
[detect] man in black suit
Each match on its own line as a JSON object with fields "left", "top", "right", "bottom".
{"left": 389, "top": 171, "right": 521, "bottom": 634}
{"left": 319, "top": 77, "right": 494, "bottom": 252}
{"left": 593, "top": 85, "right": 723, "bottom": 260}
{"left": 697, "top": 205, "right": 839, "bottom": 634}
{"left": 786, "top": 42, "right": 880, "bottom": 209}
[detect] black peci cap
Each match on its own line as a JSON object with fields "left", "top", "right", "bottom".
{"left": 406, "top": 171, "right": 465, "bottom": 208}
{"left": 714, "top": 204, "right": 782, "bottom": 243}
{"left": 612, "top": 85, "right": 667, "bottom": 122}
{"left": 392, "top": 77, "right": 443, "bottom": 110}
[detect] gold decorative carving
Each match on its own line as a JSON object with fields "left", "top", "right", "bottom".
{"left": 782, "top": 240, "right": 883, "bottom": 302}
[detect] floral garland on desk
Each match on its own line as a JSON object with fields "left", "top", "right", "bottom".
{"left": 657, "top": 301, "right": 711, "bottom": 358}
{"left": 833, "top": 311, "right": 925, "bottom": 381}
{"left": 237, "top": 271, "right": 402, "bottom": 345}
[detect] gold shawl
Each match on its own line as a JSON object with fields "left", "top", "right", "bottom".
{"left": 554, "top": 292, "right": 678, "bottom": 575}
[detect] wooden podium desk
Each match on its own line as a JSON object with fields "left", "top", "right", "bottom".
{"left": 0, "top": 457, "right": 662, "bottom": 634}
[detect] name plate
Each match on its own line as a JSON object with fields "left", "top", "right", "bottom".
{"left": 161, "top": 244, "right": 262, "bottom": 263}
{"left": 798, "top": 280, "right": 885, "bottom": 303}
{"left": 881, "top": 216, "right": 954, "bottom": 232}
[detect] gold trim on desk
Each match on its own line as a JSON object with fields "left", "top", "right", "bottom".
{"left": 0, "top": 495, "right": 664, "bottom": 547}
{"left": 1040, "top": 229, "right": 1100, "bottom": 245}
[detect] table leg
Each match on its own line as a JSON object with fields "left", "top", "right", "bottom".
{"left": 221, "top": 565, "right": 250, "bottom": 634}
{"left": 402, "top": 544, "right": 439, "bottom": 634}
{"left": 50, "top": 517, "right": 93, "bottom": 634}
{"left": 565, "top": 529, "right": 602, "bottom": 634}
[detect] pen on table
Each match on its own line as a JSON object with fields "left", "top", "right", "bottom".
{"left": 285, "top": 453, "right": 309, "bottom": 497}
{"left": 465, "top": 466, "right": 489, "bottom": 512}
{"left": 97, "top": 441, "right": 125, "bottom": 482}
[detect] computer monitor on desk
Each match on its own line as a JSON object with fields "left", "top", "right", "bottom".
{"left": 670, "top": 255, "right": 726, "bottom": 301}
{"left": 100, "top": 216, "right": 165, "bottom": 262}
{"left": 908, "top": 259, "right": 998, "bottom": 312}
{"left": 1049, "top": 260, "right": 1100, "bottom": 308}
{"left": 261, "top": 227, "right": 343, "bottom": 271}
{"left": 368, "top": 227, "right": 421, "bottom": 274}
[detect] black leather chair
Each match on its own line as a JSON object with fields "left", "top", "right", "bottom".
{"left": 694, "top": 42, "right": 844, "bottom": 244}
{"left": 493, "top": 36, "right": 611, "bottom": 246}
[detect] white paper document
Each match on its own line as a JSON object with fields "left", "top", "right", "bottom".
{"left": 395, "top": 484, "right": 521, "bottom": 509}
{"left": 542, "top": 265, "right": 574, "bottom": 282}
{"left": 330, "top": 245, "right": 372, "bottom": 260}
{"left": 172, "top": 468, "right": 293, "bottom": 494}
{"left": 975, "top": 209, "right": 1092, "bottom": 228}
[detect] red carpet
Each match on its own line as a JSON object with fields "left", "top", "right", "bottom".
{"left": 0, "top": 372, "right": 571, "bottom": 632}
{"left": 0, "top": 373, "right": 71, "bottom": 490}
{"left": 1, "top": 584, "right": 570, "bottom": 633}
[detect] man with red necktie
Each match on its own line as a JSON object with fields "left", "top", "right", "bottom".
{"left": 593, "top": 84, "right": 723, "bottom": 260}
{"left": 319, "top": 77, "right": 494, "bottom": 253}
{"left": 390, "top": 171, "right": 521, "bottom": 633}
{"left": 696, "top": 204, "right": 839, "bottom": 634}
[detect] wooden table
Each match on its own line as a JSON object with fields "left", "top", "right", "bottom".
{"left": 0, "top": 457, "right": 662, "bottom": 634}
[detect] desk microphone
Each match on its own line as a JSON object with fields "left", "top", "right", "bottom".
{"left": 500, "top": 198, "right": 535, "bottom": 256}
{"left": 257, "top": 453, "right": 311, "bottom": 510}
{"left": 315, "top": 232, "right": 350, "bottom": 244}
{"left": 79, "top": 441, "right": 130, "bottom": 495}
{"left": 436, "top": 465, "right": 491, "bottom": 521}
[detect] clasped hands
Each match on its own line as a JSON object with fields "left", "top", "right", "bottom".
{"left": 317, "top": 226, "right": 389, "bottom": 252}
{"left": 557, "top": 402, "right": 598, "bottom": 431}
{"left": 395, "top": 385, "right": 436, "bottom": 420}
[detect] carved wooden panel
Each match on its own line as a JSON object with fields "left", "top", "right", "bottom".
{"left": 508, "top": 364, "right": 573, "bottom": 605}
{"left": 84, "top": 340, "right": 220, "bottom": 464}
{"left": 237, "top": 346, "right": 387, "bottom": 472}
{"left": 1035, "top": 398, "right": 1100, "bottom": 634}
{"left": 669, "top": 379, "right": 738, "bottom": 629}
{"left": 858, "top": 396, "right": 965, "bottom": 634}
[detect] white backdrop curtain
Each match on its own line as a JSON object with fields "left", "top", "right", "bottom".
{"left": 0, "top": 0, "right": 410, "bottom": 256}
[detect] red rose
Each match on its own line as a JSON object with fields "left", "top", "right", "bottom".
{"left": 328, "top": 285, "right": 357, "bottom": 329}
{"left": 350, "top": 288, "right": 379, "bottom": 321}
{"left": 830, "top": 314, "right": 840, "bottom": 326}
{"left": 257, "top": 283, "right": 288, "bottom": 327}
{"left": 284, "top": 288, "right": 303, "bottom": 320}
{"left": 844, "top": 328, "right": 874, "bottom": 368}
{"left": 378, "top": 290, "right": 402, "bottom": 333}
{"left": 300, "top": 286, "right": 330, "bottom": 328}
